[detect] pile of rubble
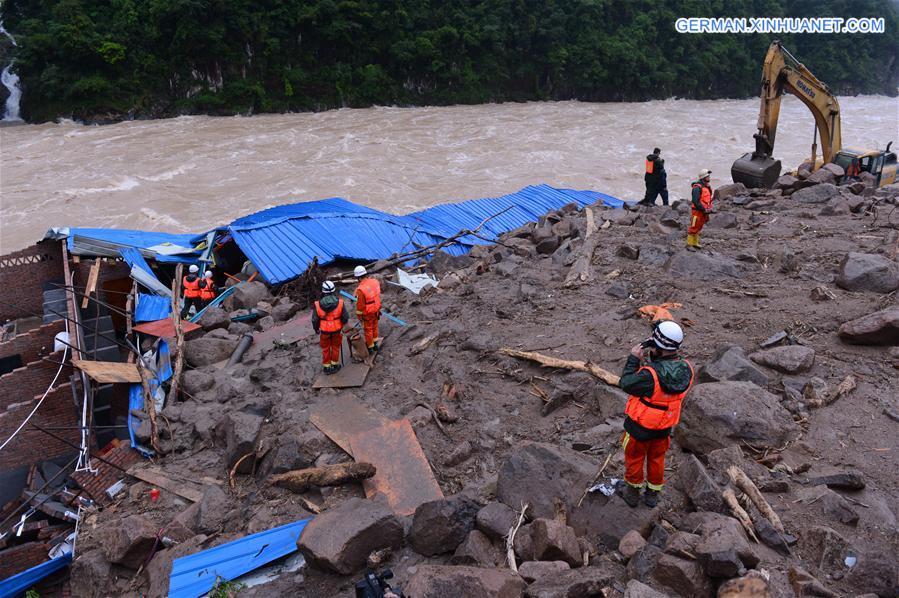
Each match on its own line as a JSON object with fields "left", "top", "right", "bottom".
{"left": 67, "top": 167, "right": 899, "bottom": 597}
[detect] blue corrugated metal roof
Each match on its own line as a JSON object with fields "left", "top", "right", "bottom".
{"left": 230, "top": 209, "right": 446, "bottom": 285}
{"left": 0, "top": 553, "right": 71, "bottom": 597}
{"left": 227, "top": 185, "right": 622, "bottom": 284}
{"left": 134, "top": 293, "right": 171, "bottom": 322}
{"left": 169, "top": 518, "right": 311, "bottom": 598}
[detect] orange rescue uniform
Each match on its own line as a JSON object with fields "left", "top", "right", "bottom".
{"left": 354, "top": 277, "right": 381, "bottom": 349}
{"left": 622, "top": 364, "right": 694, "bottom": 490}
{"left": 315, "top": 298, "right": 345, "bottom": 366}
{"left": 688, "top": 182, "right": 713, "bottom": 235}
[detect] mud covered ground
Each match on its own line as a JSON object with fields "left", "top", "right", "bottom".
{"left": 71, "top": 174, "right": 899, "bottom": 597}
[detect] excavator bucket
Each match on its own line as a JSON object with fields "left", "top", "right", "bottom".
{"left": 731, "top": 153, "right": 781, "bottom": 188}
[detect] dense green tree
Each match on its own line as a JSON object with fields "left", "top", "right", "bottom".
{"left": 0, "top": 0, "right": 896, "bottom": 122}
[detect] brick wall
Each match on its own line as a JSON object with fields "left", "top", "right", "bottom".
{"left": 0, "top": 241, "right": 63, "bottom": 324}
{"left": 0, "top": 320, "right": 67, "bottom": 367}
{"left": 71, "top": 441, "right": 140, "bottom": 505}
{"left": 0, "top": 541, "right": 50, "bottom": 579}
{"left": 0, "top": 350, "right": 69, "bottom": 412}
{"left": 0, "top": 382, "right": 80, "bottom": 473}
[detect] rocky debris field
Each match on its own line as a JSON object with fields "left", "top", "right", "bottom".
{"left": 71, "top": 171, "right": 899, "bottom": 597}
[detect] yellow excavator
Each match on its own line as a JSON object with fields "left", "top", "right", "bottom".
{"left": 732, "top": 41, "right": 897, "bottom": 189}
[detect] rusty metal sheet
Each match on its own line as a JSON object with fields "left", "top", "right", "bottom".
{"left": 133, "top": 317, "right": 201, "bottom": 338}
{"left": 72, "top": 359, "right": 141, "bottom": 383}
{"left": 244, "top": 313, "right": 313, "bottom": 360}
{"left": 350, "top": 418, "right": 444, "bottom": 516}
{"left": 312, "top": 362, "right": 370, "bottom": 389}
{"left": 308, "top": 395, "right": 390, "bottom": 456}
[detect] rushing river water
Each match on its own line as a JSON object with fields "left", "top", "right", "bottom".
{"left": 0, "top": 96, "right": 896, "bottom": 253}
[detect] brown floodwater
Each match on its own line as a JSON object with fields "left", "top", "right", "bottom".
{"left": 0, "top": 96, "right": 895, "bottom": 253}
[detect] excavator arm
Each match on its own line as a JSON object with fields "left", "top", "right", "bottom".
{"left": 732, "top": 41, "right": 842, "bottom": 188}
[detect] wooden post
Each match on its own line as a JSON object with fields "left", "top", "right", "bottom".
{"left": 166, "top": 264, "right": 185, "bottom": 406}
{"left": 563, "top": 207, "right": 603, "bottom": 288}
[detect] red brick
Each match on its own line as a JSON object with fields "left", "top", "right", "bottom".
{"left": 0, "top": 383, "right": 80, "bottom": 473}
{"left": 0, "top": 241, "right": 63, "bottom": 324}
{"left": 0, "top": 320, "right": 66, "bottom": 367}
{"left": 0, "top": 541, "right": 50, "bottom": 579}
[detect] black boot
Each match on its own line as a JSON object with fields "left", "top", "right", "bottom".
{"left": 644, "top": 489, "right": 661, "bottom": 508}
{"left": 323, "top": 365, "right": 333, "bottom": 375}
{"left": 332, "top": 362, "right": 342, "bottom": 373}
{"left": 617, "top": 483, "right": 641, "bottom": 508}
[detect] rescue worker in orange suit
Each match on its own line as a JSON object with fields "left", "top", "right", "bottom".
{"left": 198, "top": 270, "right": 217, "bottom": 308}
{"left": 845, "top": 158, "right": 861, "bottom": 180}
{"left": 687, "top": 169, "right": 713, "bottom": 249}
{"left": 312, "top": 281, "right": 349, "bottom": 374}
{"left": 617, "top": 321, "right": 694, "bottom": 508}
{"left": 640, "top": 147, "right": 669, "bottom": 207}
{"left": 181, "top": 264, "right": 203, "bottom": 319}
{"left": 353, "top": 265, "right": 382, "bottom": 351}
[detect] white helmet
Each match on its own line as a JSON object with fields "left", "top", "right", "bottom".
{"left": 205, "top": 270, "right": 213, "bottom": 278}
{"left": 188, "top": 264, "right": 199, "bottom": 274}
{"left": 698, "top": 168, "right": 712, "bottom": 181}
{"left": 354, "top": 265, "right": 367, "bottom": 278}
{"left": 322, "top": 280, "right": 336, "bottom": 294}
{"left": 652, "top": 320, "right": 684, "bottom": 351}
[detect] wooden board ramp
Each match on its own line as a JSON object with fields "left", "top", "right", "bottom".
{"left": 350, "top": 418, "right": 443, "bottom": 516}
{"left": 73, "top": 359, "right": 142, "bottom": 383}
{"left": 312, "top": 362, "right": 371, "bottom": 389}
{"left": 243, "top": 313, "right": 313, "bottom": 361}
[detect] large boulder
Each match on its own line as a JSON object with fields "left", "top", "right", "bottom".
{"left": 297, "top": 498, "right": 403, "bottom": 574}
{"left": 97, "top": 514, "right": 158, "bottom": 569}
{"left": 225, "top": 281, "right": 273, "bottom": 310}
{"left": 182, "top": 369, "right": 215, "bottom": 396}
{"left": 69, "top": 550, "right": 113, "bottom": 598}
{"left": 624, "top": 580, "right": 671, "bottom": 598}
{"left": 675, "top": 382, "right": 799, "bottom": 454}
{"left": 524, "top": 562, "right": 625, "bottom": 598}
{"left": 774, "top": 174, "right": 800, "bottom": 191}
{"left": 791, "top": 183, "right": 840, "bottom": 204}
{"left": 698, "top": 345, "right": 769, "bottom": 387}
{"left": 675, "top": 455, "right": 723, "bottom": 512}
{"left": 714, "top": 183, "right": 747, "bottom": 202}
{"left": 216, "top": 411, "right": 264, "bottom": 471}
{"left": 838, "top": 306, "right": 899, "bottom": 345}
{"left": 806, "top": 168, "right": 836, "bottom": 185}
{"left": 451, "top": 530, "right": 502, "bottom": 567}
{"left": 529, "top": 518, "right": 583, "bottom": 566}
{"left": 476, "top": 502, "right": 519, "bottom": 541}
{"left": 409, "top": 495, "right": 481, "bottom": 556}
{"left": 749, "top": 345, "right": 816, "bottom": 374}
{"left": 404, "top": 565, "right": 526, "bottom": 598}
{"left": 196, "top": 485, "right": 230, "bottom": 533}
{"left": 835, "top": 252, "right": 899, "bottom": 293}
{"left": 517, "top": 561, "right": 571, "bottom": 583}
{"left": 653, "top": 554, "right": 714, "bottom": 598}
{"left": 197, "top": 306, "right": 230, "bottom": 331}
{"left": 665, "top": 251, "right": 741, "bottom": 280}
{"left": 497, "top": 443, "right": 596, "bottom": 520}
{"left": 847, "top": 551, "right": 899, "bottom": 598}
{"left": 183, "top": 335, "right": 239, "bottom": 367}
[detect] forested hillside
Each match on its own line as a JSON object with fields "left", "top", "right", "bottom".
{"left": 1, "top": 0, "right": 897, "bottom": 122}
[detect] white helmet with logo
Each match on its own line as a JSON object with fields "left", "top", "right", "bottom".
{"left": 321, "top": 280, "right": 336, "bottom": 294}
{"left": 652, "top": 320, "right": 684, "bottom": 350}
{"left": 354, "top": 266, "right": 367, "bottom": 278}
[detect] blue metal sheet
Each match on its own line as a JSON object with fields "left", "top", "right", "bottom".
{"left": 0, "top": 553, "right": 71, "bottom": 597}
{"left": 134, "top": 294, "right": 171, "bottom": 322}
{"left": 65, "top": 228, "right": 203, "bottom": 264}
{"left": 169, "top": 518, "right": 312, "bottom": 598}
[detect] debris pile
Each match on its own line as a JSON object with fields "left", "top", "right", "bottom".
{"left": 5, "top": 170, "right": 899, "bottom": 597}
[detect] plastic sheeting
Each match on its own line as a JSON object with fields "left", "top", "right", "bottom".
{"left": 0, "top": 553, "right": 72, "bottom": 597}
{"left": 128, "top": 340, "right": 172, "bottom": 458}
{"left": 134, "top": 294, "right": 171, "bottom": 322}
{"left": 169, "top": 518, "right": 311, "bottom": 598}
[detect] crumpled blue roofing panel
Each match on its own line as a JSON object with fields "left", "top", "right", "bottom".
{"left": 61, "top": 228, "right": 203, "bottom": 263}
{"left": 401, "top": 184, "right": 623, "bottom": 245}
{"left": 230, "top": 210, "right": 445, "bottom": 285}
{"left": 134, "top": 293, "right": 171, "bottom": 322}
{"left": 169, "top": 518, "right": 311, "bottom": 598}
{"left": 0, "top": 553, "right": 72, "bottom": 597}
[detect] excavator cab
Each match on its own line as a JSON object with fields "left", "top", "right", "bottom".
{"left": 834, "top": 143, "right": 897, "bottom": 187}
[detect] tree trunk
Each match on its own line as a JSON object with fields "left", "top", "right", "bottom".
{"left": 270, "top": 462, "right": 376, "bottom": 492}
{"left": 563, "top": 207, "right": 602, "bottom": 288}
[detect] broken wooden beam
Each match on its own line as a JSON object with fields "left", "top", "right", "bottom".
{"left": 270, "top": 462, "right": 376, "bottom": 493}
{"left": 563, "top": 207, "right": 603, "bottom": 287}
{"left": 499, "top": 347, "right": 620, "bottom": 387}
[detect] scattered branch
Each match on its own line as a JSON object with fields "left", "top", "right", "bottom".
{"left": 499, "top": 348, "right": 620, "bottom": 387}
{"left": 726, "top": 465, "right": 784, "bottom": 534}
{"left": 506, "top": 502, "right": 529, "bottom": 573}
{"left": 722, "top": 487, "right": 759, "bottom": 543}
{"left": 270, "top": 462, "right": 376, "bottom": 493}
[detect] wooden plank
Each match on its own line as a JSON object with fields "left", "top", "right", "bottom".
{"left": 72, "top": 359, "right": 142, "bottom": 383}
{"left": 312, "top": 362, "right": 371, "bottom": 389}
{"left": 350, "top": 418, "right": 444, "bottom": 516}
{"left": 127, "top": 466, "right": 204, "bottom": 503}
{"left": 81, "top": 260, "right": 101, "bottom": 309}
{"left": 133, "top": 317, "right": 202, "bottom": 339}
{"left": 309, "top": 395, "right": 390, "bottom": 456}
